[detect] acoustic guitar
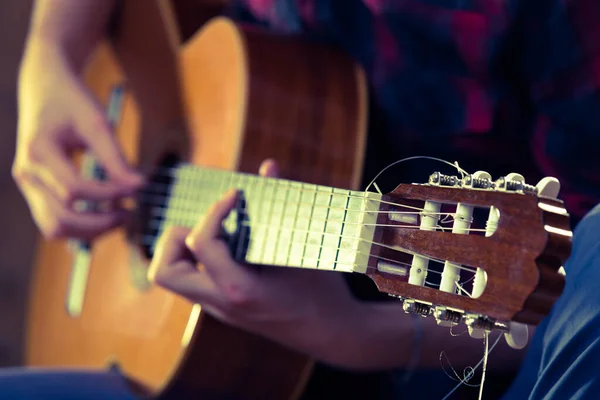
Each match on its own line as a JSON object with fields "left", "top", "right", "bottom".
{"left": 25, "top": 2, "right": 572, "bottom": 399}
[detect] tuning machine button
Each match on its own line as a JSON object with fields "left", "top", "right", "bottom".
{"left": 465, "top": 315, "right": 497, "bottom": 332}
{"left": 495, "top": 173, "right": 537, "bottom": 195}
{"left": 403, "top": 299, "right": 432, "bottom": 317}
{"left": 461, "top": 171, "right": 492, "bottom": 189}
{"left": 434, "top": 306, "right": 463, "bottom": 327}
{"left": 429, "top": 172, "right": 460, "bottom": 187}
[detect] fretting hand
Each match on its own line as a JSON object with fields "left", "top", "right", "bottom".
{"left": 148, "top": 159, "right": 368, "bottom": 364}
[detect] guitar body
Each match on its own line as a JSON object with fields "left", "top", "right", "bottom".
{"left": 25, "top": 5, "right": 368, "bottom": 399}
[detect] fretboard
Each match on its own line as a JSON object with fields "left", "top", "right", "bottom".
{"left": 148, "top": 165, "right": 380, "bottom": 273}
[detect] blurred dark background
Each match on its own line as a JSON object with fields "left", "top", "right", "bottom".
{"left": 0, "top": 0, "right": 37, "bottom": 367}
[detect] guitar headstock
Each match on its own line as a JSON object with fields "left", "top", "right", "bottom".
{"left": 364, "top": 171, "right": 572, "bottom": 343}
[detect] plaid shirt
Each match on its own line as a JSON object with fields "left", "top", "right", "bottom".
{"left": 228, "top": 0, "right": 600, "bottom": 224}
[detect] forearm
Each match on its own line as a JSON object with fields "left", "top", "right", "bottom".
{"left": 320, "top": 301, "right": 530, "bottom": 372}
{"left": 25, "top": 0, "right": 117, "bottom": 71}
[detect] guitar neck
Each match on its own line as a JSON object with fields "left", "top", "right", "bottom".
{"left": 145, "top": 164, "right": 380, "bottom": 273}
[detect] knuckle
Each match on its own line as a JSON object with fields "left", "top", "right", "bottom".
{"left": 185, "top": 234, "right": 206, "bottom": 255}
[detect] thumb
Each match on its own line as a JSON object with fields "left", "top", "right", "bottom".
{"left": 258, "top": 158, "right": 280, "bottom": 178}
{"left": 74, "top": 95, "right": 144, "bottom": 188}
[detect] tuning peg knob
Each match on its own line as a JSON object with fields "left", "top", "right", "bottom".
{"left": 535, "top": 176, "right": 561, "bottom": 198}
{"left": 504, "top": 322, "right": 529, "bottom": 350}
{"left": 505, "top": 172, "right": 525, "bottom": 182}
{"left": 501, "top": 176, "right": 561, "bottom": 349}
{"left": 462, "top": 170, "right": 492, "bottom": 188}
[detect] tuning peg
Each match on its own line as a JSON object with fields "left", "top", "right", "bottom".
{"left": 495, "top": 173, "right": 538, "bottom": 194}
{"left": 505, "top": 172, "right": 525, "bottom": 182}
{"left": 535, "top": 176, "right": 561, "bottom": 198}
{"left": 504, "top": 322, "right": 529, "bottom": 349}
{"left": 462, "top": 170, "right": 492, "bottom": 189}
{"left": 502, "top": 176, "right": 562, "bottom": 349}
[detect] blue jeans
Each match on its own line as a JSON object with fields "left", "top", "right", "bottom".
{"left": 502, "top": 204, "right": 600, "bottom": 399}
{"left": 0, "top": 368, "right": 136, "bottom": 399}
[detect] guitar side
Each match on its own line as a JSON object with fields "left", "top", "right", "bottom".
{"left": 25, "top": 4, "right": 368, "bottom": 400}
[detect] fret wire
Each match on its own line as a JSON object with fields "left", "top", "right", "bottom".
{"left": 271, "top": 179, "right": 288, "bottom": 265}
{"left": 259, "top": 178, "right": 276, "bottom": 264}
{"left": 300, "top": 183, "right": 318, "bottom": 269}
{"left": 317, "top": 187, "right": 334, "bottom": 269}
{"left": 334, "top": 189, "right": 352, "bottom": 271}
{"left": 249, "top": 175, "right": 267, "bottom": 262}
{"left": 266, "top": 178, "right": 283, "bottom": 265}
{"left": 284, "top": 181, "right": 302, "bottom": 266}
{"left": 288, "top": 182, "right": 307, "bottom": 267}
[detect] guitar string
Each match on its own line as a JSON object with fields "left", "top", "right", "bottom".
{"left": 141, "top": 196, "right": 490, "bottom": 239}
{"left": 137, "top": 187, "right": 487, "bottom": 280}
{"left": 440, "top": 332, "right": 501, "bottom": 400}
{"left": 142, "top": 223, "right": 482, "bottom": 293}
{"left": 144, "top": 205, "right": 487, "bottom": 233}
{"left": 139, "top": 180, "right": 431, "bottom": 215}
{"left": 138, "top": 217, "right": 482, "bottom": 297}
{"left": 105, "top": 157, "right": 489, "bottom": 296}
{"left": 139, "top": 226, "right": 479, "bottom": 276}
{"left": 139, "top": 179, "right": 482, "bottom": 275}
{"left": 132, "top": 175, "right": 488, "bottom": 295}
{"left": 141, "top": 198, "right": 484, "bottom": 270}
{"left": 142, "top": 181, "right": 456, "bottom": 217}
{"left": 136, "top": 173, "right": 491, "bottom": 286}
{"left": 132, "top": 164, "right": 489, "bottom": 214}
{"left": 137, "top": 190, "right": 490, "bottom": 233}
{"left": 135, "top": 154, "right": 472, "bottom": 199}
{"left": 138, "top": 229, "right": 476, "bottom": 294}
{"left": 140, "top": 182, "right": 491, "bottom": 230}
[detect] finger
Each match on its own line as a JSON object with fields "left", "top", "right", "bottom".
{"left": 258, "top": 158, "right": 279, "bottom": 178}
{"left": 148, "top": 226, "right": 191, "bottom": 282}
{"left": 149, "top": 226, "right": 221, "bottom": 304}
{"left": 152, "top": 260, "right": 222, "bottom": 305}
{"left": 187, "top": 188, "right": 239, "bottom": 245}
{"left": 27, "top": 145, "right": 127, "bottom": 204}
{"left": 185, "top": 190, "right": 258, "bottom": 294}
{"left": 73, "top": 104, "right": 144, "bottom": 188}
{"left": 21, "top": 178, "right": 126, "bottom": 240}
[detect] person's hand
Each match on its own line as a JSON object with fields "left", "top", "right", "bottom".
{"left": 148, "top": 159, "right": 364, "bottom": 363}
{"left": 12, "top": 44, "right": 144, "bottom": 240}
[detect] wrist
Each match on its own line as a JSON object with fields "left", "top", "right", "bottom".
{"left": 23, "top": 32, "right": 88, "bottom": 74}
